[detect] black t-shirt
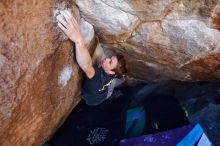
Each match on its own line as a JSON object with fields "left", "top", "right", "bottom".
{"left": 81, "top": 64, "right": 114, "bottom": 106}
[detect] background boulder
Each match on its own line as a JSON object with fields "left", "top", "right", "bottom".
{"left": 77, "top": 0, "right": 220, "bottom": 81}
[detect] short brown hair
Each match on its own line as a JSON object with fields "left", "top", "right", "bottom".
{"left": 113, "top": 54, "right": 127, "bottom": 77}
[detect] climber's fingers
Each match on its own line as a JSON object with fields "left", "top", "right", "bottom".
{"left": 57, "top": 22, "right": 67, "bottom": 33}
{"left": 60, "top": 10, "right": 78, "bottom": 28}
{"left": 56, "top": 14, "right": 69, "bottom": 29}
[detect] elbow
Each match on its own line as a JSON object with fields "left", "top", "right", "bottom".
{"left": 85, "top": 67, "right": 95, "bottom": 79}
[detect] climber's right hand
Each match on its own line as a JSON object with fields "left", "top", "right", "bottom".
{"left": 56, "top": 10, "right": 83, "bottom": 44}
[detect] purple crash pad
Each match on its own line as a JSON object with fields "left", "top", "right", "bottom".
{"left": 120, "top": 123, "right": 212, "bottom": 146}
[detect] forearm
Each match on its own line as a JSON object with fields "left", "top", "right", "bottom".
{"left": 75, "top": 41, "right": 93, "bottom": 74}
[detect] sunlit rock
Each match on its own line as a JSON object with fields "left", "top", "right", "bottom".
{"left": 0, "top": 1, "right": 95, "bottom": 145}
{"left": 76, "top": 0, "right": 140, "bottom": 43}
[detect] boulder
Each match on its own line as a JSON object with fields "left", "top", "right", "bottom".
{"left": 76, "top": 0, "right": 140, "bottom": 43}
{"left": 0, "top": 0, "right": 95, "bottom": 145}
{"left": 77, "top": 0, "right": 220, "bottom": 81}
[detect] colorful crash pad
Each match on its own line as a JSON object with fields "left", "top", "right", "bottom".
{"left": 120, "top": 123, "right": 212, "bottom": 146}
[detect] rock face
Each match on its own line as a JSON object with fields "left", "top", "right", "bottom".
{"left": 76, "top": 0, "right": 140, "bottom": 42}
{"left": 1, "top": 0, "right": 220, "bottom": 146}
{"left": 77, "top": 0, "right": 220, "bottom": 81}
{"left": 0, "top": 0, "right": 95, "bottom": 145}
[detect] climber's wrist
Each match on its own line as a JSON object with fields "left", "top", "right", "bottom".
{"left": 75, "top": 38, "right": 85, "bottom": 48}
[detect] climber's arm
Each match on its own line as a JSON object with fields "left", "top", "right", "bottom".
{"left": 75, "top": 40, "right": 95, "bottom": 79}
{"left": 56, "top": 10, "right": 95, "bottom": 79}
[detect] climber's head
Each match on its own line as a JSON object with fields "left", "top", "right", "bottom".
{"left": 101, "top": 54, "right": 126, "bottom": 77}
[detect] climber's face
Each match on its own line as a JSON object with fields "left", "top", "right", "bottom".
{"left": 101, "top": 56, "right": 118, "bottom": 75}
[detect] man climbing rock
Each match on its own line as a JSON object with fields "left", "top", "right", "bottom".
{"left": 56, "top": 10, "right": 127, "bottom": 106}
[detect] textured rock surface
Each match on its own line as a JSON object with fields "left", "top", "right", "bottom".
{"left": 76, "top": 0, "right": 220, "bottom": 81}
{"left": 0, "top": 0, "right": 95, "bottom": 145}
{"left": 212, "top": 2, "right": 220, "bottom": 30}
{"left": 76, "top": 0, "right": 140, "bottom": 42}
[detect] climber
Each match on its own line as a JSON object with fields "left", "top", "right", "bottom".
{"left": 56, "top": 10, "right": 127, "bottom": 106}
